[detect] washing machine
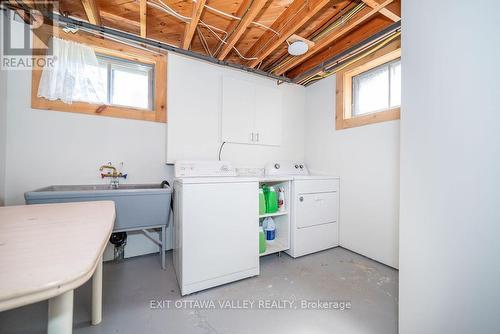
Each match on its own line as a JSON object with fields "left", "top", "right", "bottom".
{"left": 173, "top": 161, "right": 259, "bottom": 295}
{"left": 265, "top": 162, "right": 340, "bottom": 258}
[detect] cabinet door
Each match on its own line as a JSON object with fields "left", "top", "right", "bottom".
{"left": 255, "top": 84, "right": 282, "bottom": 146}
{"left": 221, "top": 77, "right": 255, "bottom": 144}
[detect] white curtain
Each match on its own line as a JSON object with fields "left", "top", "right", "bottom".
{"left": 37, "top": 37, "right": 106, "bottom": 104}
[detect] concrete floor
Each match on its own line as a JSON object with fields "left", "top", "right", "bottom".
{"left": 0, "top": 247, "right": 398, "bottom": 334}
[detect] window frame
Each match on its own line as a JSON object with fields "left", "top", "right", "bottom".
{"left": 96, "top": 54, "right": 155, "bottom": 111}
{"left": 336, "top": 47, "right": 401, "bottom": 130}
{"left": 31, "top": 25, "right": 167, "bottom": 123}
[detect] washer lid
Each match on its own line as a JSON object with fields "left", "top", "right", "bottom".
{"left": 175, "top": 176, "right": 258, "bottom": 184}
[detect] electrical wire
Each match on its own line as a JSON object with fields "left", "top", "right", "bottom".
{"left": 298, "top": 30, "right": 401, "bottom": 86}
{"left": 218, "top": 142, "right": 227, "bottom": 161}
{"left": 149, "top": 0, "right": 256, "bottom": 61}
{"left": 268, "top": 2, "right": 367, "bottom": 74}
{"left": 204, "top": 4, "right": 280, "bottom": 37}
{"left": 152, "top": 0, "right": 191, "bottom": 22}
{"left": 199, "top": 20, "right": 257, "bottom": 61}
{"left": 197, "top": 27, "right": 213, "bottom": 56}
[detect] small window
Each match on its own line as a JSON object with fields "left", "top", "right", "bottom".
{"left": 336, "top": 48, "right": 401, "bottom": 130}
{"left": 97, "top": 55, "right": 154, "bottom": 110}
{"left": 32, "top": 25, "right": 167, "bottom": 123}
{"left": 352, "top": 59, "right": 401, "bottom": 116}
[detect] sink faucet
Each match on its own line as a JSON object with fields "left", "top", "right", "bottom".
{"left": 99, "top": 164, "right": 117, "bottom": 175}
{"left": 99, "top": 163, "right": 127, "bottom": 189}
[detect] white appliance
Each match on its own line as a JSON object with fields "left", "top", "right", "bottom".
{"left": 265, "top": 161, "right": 339, "bottom": 257}
{"left": 173, "top": 161, "right": 259, "bottom": 295}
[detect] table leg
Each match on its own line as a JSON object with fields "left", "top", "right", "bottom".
{"left": 161, "top": 225, "right": 166, "bottom": 270}
{"left": 47, "top": 289, "right": 74, "bottom": 334}
{"left": 91, "top": 256, "right": 103, "bottom": 325}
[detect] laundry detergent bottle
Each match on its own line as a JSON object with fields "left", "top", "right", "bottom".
{"left": 259, "top": 226, "right": 267, "bottom": 254}
{"left": 259, "top": 188, "right": 266, "bottom": 215}
{"left": 265, "top": 186, "right": 278, "bottom": 213}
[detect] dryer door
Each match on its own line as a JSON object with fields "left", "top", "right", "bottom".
{"left": 296, "top": 191, "right": 338, "bottom": 228}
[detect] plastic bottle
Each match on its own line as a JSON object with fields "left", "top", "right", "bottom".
{"left": 259, "top": 226, "right": 267, "bottom": 254}
{"left": 259, "top": 188, "right": 266, "bottom": 215}
{"left": 264, "top": 217, "right": 276, "bottom": 243}
{"left": 278, "top": 187, "right": 285, "bottom": 212}
{"left": 266, "top": 186, "right": 278, "bottom": 213}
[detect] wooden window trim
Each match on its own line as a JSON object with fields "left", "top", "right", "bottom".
{"left": 336, "top": 43, "right": 401, "bottom": 130}
{"left": 32, "top": 25, "right": 167, "bottom": 123}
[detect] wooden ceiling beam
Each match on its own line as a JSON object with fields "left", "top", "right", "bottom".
{"left": 287, "top": 17, "right": 395, "bottom": 78}
{"left": 273, "top": 0, "right": 393, "bottom": 75}
{"left": 245, "top": 0, "right": 332, "bottom": 68}
{"left": 139, "top": 0, "right": 147, "bottom": 38}
{"left": 217, "top": 0, "right": 268, "bottom": 60}
{"left": 81, "top": 0, "right": 101, "bottom": 26}
{"left": 361, "top": 0, "right": 400, "bottom": 21}
{"left": 182, "top": 0, "right": 207, "bottom": 50}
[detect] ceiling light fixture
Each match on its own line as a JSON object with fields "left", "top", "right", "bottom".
{"left": 288, "top": 41, "right": 308, "bottom": 56}
{"left": 286, "top": 35, "right": 314, "bottom": 56}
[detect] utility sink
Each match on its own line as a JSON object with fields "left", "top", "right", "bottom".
{"left": 24, "top": 183, "right": 172, "bottom": 231}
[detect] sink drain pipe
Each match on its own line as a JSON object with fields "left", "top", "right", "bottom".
{"left": 109, "top": 232, "right": 127, "bottom": 261}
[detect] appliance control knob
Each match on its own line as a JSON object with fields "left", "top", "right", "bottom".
{"left": 299, "top": 164, "right": 304, "bottom": 169}
{"left": 274, "top": 163, "right": 280, "bottom": 169}
{"left": 295, "top": 164, "right": 299, "bottom": 169}
{"left": 299, "top": 196, "right": 304, "bottom": 202}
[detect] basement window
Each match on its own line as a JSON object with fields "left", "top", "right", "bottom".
{"left": 336, "top": 48, "right": 401, "bottom": 130}
{"left": 31, "top": 25, "right": 167, "bottom": 123}
{"left": 97, "top": 55, "right": 154, "bottom": 111}
{"left": 352, "top": 59, "right": 401, "bottom": 116}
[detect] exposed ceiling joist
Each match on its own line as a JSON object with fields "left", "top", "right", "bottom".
{"left": 139, "top": 0, "right": 147, "bottom": 38}
{"left": 287, "top": 16, "right": 395, "bottom": 78}
{"left": 361, "top": 0, "right": 400, "bottom": 21}
{"left": 80, "top": 0, "right": 101, "bottom": 26}
{"left": 217, "top": 0, "right": 268, "bottom": 60}
{"left": 273, "top": 0, "right": 394, "bottom": 75}
{"left": 182, "top": 0, "right": 207, "bottom": 50}
{"left": 222, "top": 0, "right": 253, "bottom": 39}
{"left": 245, "top": 0, "right": 331, "bottom": 68}
{"left": 100, "top": 11, "right": 140, "bottom": 29}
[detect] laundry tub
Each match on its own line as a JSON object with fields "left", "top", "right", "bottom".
{"left": 25, "top": 183, "right": 172, "bottom": 268}
{"left": 25, "top": 183, "right": 172, "bottom": 231}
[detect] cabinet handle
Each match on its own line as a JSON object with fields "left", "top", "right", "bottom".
{"left": 299, "top": 196, "right": 304, "bottom": 202}
{"left": 256, "top": 133, "right": 259, "bottom": 142}
{"left": 250, "top": 133, "right": 254, "bottom": 142}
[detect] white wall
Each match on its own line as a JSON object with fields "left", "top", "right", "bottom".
{"left": 305, "top": 75, "right": 400, "bottom": 268}
{"left": 2, "top": 64, "right": 173, "bottom": 258}
{"left": 400, "top": 1, "right": 500, "bottom": 333}
{"left": 167, "top": 53, "right": 305, "bottom": 166}
{"left": 0, "top": 68, "right": 7, "bottom": 206}
{"left": 2, "top": 22, "right": 305, "bottom": 258}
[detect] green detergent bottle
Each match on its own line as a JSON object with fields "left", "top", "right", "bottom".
{"left": 259, "top": 226, "right": 267, "bottom": 254}
{"left": 265, "top": 186, "right": 278, "bottom": 213}
{"left": 259, "top": 188, "right": 266, "bottom": 215}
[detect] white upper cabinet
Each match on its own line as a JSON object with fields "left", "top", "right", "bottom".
{"left": 221, "top": 77, "right": 256, "bottom": 144}
{"left": 222, "top": 76, "right": 282, "bottom": 146}
{"left": 255, "top": 84, "right": 282, "bottom": 146}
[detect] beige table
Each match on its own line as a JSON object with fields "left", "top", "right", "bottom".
{"left": 0, "top": 201, "right": 115, "bottom": 334}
